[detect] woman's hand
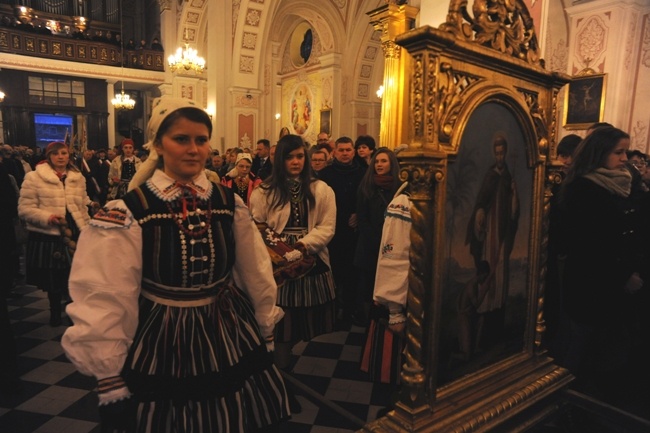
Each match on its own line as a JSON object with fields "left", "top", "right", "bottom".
{"left": 48, "top": 215, "right": 64, "bottom": 225}
{"left": 348, "top": 213, "right": 358, "bottom": 229}
{"left": 294, "top": 242, "right": 308, "bottom": 256}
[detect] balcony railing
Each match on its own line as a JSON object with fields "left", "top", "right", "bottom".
{"left": 1, "top": 0, "right": 119, "bottom": 25}
{"left": 0, "top": 25, "right": 165, "bottom": 71}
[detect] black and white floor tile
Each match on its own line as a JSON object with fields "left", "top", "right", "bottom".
{"left": 1, "top": 283, "right": 392, "bottom": 433}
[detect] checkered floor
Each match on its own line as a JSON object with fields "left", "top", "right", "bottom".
{"left": 1, "top": 283, "right": 393, "bottom": 433}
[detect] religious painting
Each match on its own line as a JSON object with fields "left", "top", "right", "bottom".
{"left": 291, "top": 83, "right": 312, "bottom": 135}
{"left": 439, "top": 101, "right": 532, "bottom": 386}
{"left": 319, "top": 108, "right": 331, "bottom": 135}
{"left": 564, "top": 73, "right": 606, "bottom": 130}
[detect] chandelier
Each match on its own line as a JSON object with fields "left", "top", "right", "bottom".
{"left": 168, "top": 29, "right": 205, "bottom": 73}
{"left": 112, "top": 88, "right": 135, "bottom": 110}
{"left": 111, "top": 0, "right": 135, "bottom": 111}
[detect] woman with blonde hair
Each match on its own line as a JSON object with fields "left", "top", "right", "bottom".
{"left": 18, "top": 141, "right": 94, "bottom": 326}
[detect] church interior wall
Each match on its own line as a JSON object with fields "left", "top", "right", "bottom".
{"left": 1, "top": 0, "right": 648, "bottom": 154}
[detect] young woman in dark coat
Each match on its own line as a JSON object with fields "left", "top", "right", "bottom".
{"left": 353, "top": 148, "right": 402, "bottom": 325}
{"left": 557, "top": 126, "right": 648, "bottom": 408}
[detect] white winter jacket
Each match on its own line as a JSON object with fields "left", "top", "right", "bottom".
{"left": 249, "top": 179, "right": 336, "bottom": 267}
{"left": 18, "top": 163, "right": 92, "bottom": 235}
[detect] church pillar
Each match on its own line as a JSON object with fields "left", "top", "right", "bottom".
{"left": 106, "top": 80, "right": 116, "bottom": 148}
{"left": 368, "top": 3, "right": 418, "bottom": 150}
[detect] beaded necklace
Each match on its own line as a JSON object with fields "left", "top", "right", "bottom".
{"left": 288, "top": 179, "right": 303, "bottom": 203}
{"left": 165, "top": 191, "right": 213, "bottom": 238}
{"left": 288, "top": 179, "right": 303, "bottom": 225}
{"left": 234, "top": 176, "right": 249, "bottom": 194}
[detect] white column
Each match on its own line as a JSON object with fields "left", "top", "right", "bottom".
{"left": 208, "top": 0, "right": 227, "bottom": 153}
{"left": 106, "top": 81, "right": 116, "bottom": 149}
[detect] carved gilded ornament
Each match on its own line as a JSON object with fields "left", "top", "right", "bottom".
{"left": 412, "top": 52, "right": 483, "bottom": 148}
{"left": 440, "top": 0, "right": 541, "bottom": 66}
{"left": 381, "top": 40, "right": 401, "bottom": 59}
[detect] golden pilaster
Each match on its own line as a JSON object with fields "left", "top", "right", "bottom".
{"left": 368, "top": 3, "right": 418, "bottom": 150}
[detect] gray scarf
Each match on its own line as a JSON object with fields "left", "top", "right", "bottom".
{"left": 583, "top": 167, "right": 631, "bottom": 197}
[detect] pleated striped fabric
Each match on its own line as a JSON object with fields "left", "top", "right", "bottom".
{"left": 117, "top": 182, "right": 289, "bottom": 433}
{"left": 359, "top": 303, "right": 404, "bottom": 385}
{"left": 25, "top": 212, "right": 79, "bottom": 290}
{"left": 275, "top": 231, "right": 336, "bottom": 343}
{"left": 123, "top": 293, "right": 289, "bottom": 433}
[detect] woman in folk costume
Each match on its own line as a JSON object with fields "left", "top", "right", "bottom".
{"left": 221, "top": 152, "right": 262, "bottom": 206}
{"left": 61, "top": 97, "right": 289, "bottom": 433}
{"left": 360, "top": 181, "right": 410, "bottom": 386}
{"left": 107, "top": 138, "right": 142, "bottom": 200}
{"left": 18, "top": 141, "right": 95, "bottom": 326}
{"left": 249, "top": 134, "right": 336, "bottom": 412}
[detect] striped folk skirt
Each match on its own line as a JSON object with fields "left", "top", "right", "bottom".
{"left": 275, "top": 231, "right": 336, "bottom": 344}
{"left": 25, "top": 214, "right": 78, "bottom": 293}
{"left": 121, "top": 286, "right": 290, "bottom": 433}
{"left": 359, "top": 303, "right": 404, "bottom": 385}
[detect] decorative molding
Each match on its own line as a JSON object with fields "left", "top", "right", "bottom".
{"left": 245, "top": 8, "right": 262, "bottom": 27}
{"left": 358, "top": 82, "right": 369, "bottom": 98}
{"left": 360, "top": 64, "right": 373, "bottom": 79}
{"left": 240, "top": 55, "right": 255, "bottom": 73}
{"left": 242, "top": 32, "right": 257, "bottom": 49}
{"left": 632, "top": 120, "right": 648, "bottom": 149}
{"left": 576, "top": 16, "right": 607, "bottom": 70}
{"left": 364, "top": 45, "right": 379, "bottom": 61}
{"left": 642, "top": 15, "right": 650, "bottom": 68}
{"left": 439, "top": 0, "right": 542, "bottom": 66}
{"left": 550, "top": 39, "right": 568, "bottom": 73}
{"left": 624, "top": 12, "right": 638, "bottom": 71}
{"left": 187, "top": 12, "right": 200, "bottom": 24}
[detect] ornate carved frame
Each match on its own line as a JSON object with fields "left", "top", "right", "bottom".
{"left": 362, "top": 1, "right": 573, "bottom": 432}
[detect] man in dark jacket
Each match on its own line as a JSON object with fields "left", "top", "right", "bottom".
{"left": 318, "top": 136, "right": 366, "bottom": 327}
{"left": 251, "top": 139, "right": 273, "bottom": 181}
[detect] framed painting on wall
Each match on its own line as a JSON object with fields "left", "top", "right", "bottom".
{"left": 564, "top": 72, "right": 607, "bottom": 130}
{"left": 320, "top": 108, "right": 331, "bottom": 135}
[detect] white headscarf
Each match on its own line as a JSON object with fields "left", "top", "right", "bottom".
{"left": 128, "top": 97, "right": 206, "bottom": 191}
{"left": 236, "top": 153, "right": 253, "bottom": 164}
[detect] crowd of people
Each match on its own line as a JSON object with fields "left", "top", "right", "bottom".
{"left": 1, "top": 109, "right": 649, "bottom": 430}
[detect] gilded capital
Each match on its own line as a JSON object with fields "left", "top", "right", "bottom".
{"left": 381, "top": 40, "right": 402, "bottom": 59}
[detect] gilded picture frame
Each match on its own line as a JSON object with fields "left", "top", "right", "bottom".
{"left": 563, "top": 72, "right": 607, "bottom": 130}
{"left": 319, "top": 108, "right": 331, "bottom": 136}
